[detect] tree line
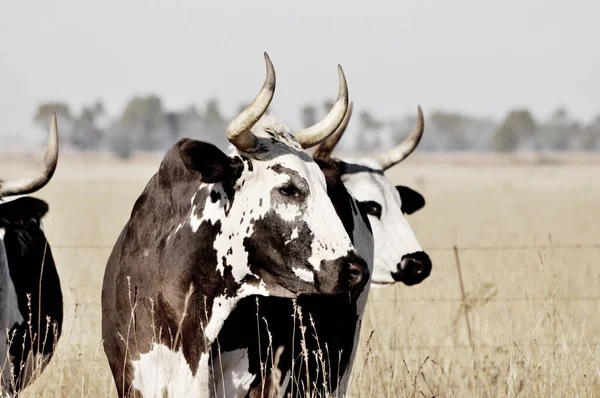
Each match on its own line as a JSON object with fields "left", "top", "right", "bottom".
{"left": 32, "top": 96, "right": 600, "bottom": 159}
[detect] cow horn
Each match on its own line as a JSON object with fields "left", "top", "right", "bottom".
{"left": 294, "top": 65, "right": 349, "bottom": 149}
{"left": 313, "top": 102, "right": 353, "bottom": 159}
{"left": 375, "top": 106, "right": 424, "bottom": 170}
{"left": 226, "top": 52, "right": 276, "bottom": 152}
{"left": 0, "top": 113, "right": 59, "bottom": 198}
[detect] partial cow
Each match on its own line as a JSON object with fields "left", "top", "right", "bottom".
{"left": 101, "top": 54, "right": 370, "bottom": 397}
{"left": 0, "top": 115, "right": 62, "bottom": 397}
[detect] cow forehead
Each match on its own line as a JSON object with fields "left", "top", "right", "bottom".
{"left": 342, "top": 170, "right": 392, "bottom": 206}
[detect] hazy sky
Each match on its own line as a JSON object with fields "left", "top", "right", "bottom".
{"left": 1, "top": 0, "right": 598, "bottom": 138}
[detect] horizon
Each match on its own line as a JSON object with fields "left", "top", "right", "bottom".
{"left": 1, "top": 0, "right": 598, "bottom": 140}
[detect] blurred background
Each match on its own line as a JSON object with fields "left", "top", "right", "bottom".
{"left": 1, "top": 2, "right": 600, "bottom": 396}
{"left": 1, "top": 0, "right": 598, "bottom": 157}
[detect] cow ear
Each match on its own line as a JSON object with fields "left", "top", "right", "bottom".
{"left": 396, "top": 186, "right": 425, "bottom": 215}
{"left": 180, "top": 140, "right": 243, "bottom": 183}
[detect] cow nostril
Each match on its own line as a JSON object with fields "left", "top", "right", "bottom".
{"left": 410, "top": 261, "right": 424, "bottom": 275}
{"left": 347, "top": 263, "right": 364, "bottom": 286}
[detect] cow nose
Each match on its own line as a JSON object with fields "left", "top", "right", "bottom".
{"left": 347, "top": 261, "right": 366, "bottom": 289}
{"left": 393, "top": 251, "right": 432, "bottom": 286}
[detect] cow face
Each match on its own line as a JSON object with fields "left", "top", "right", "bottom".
{"left": 338, "top": 159, "right": 430, "bottom": 286}
{"left": 177, "top": 117, "right": 369, "bottom": 300}
{"left": 314, "top": 105, "right": 432, "bottom": 287}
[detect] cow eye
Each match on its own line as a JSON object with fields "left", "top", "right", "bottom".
{"left": 360, "top": 201, "right": 382, "bottom": 219}
{"left": 279, "top": 184, "right": 302, "bottom": 199}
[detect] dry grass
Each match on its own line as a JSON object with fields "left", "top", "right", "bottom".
{"left": 1, "top": 152, "right": 599, "bottom": 397}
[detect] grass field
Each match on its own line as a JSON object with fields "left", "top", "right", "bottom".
{"left": 2, "top": 152, "right": 599, "bottom": 397}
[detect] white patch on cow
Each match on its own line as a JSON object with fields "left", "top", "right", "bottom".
{"left": 131, "top": 344, "right": 211, "bottom": 397}
{"left": 204, "top": 282, "right": 269, "bottom": 343}
{"left": 0, "top": 228, "right": 25, "bottom": 394}
{"left": 286, "top": 227, "right": 299, "bottom": 243}
{"left": 293, "top": 267, "right": 314, "bottom": 283}
{"left": 212, "top": 348, "right": 255, "bottom": 398}
{"left": 340, "top": 157, "right": 423, "bottom": 284}
{"left": 273, "top": 202, "right": 297, "bottom": 222}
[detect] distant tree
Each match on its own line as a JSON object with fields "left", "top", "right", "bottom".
{"left": 205, "top": 99, "right": 223, "bottom": 123}
{"left": 33, "top": 102, "right": 71, "bottom": 129}
{"left": 581, "top": 115, "right": 600, "bottom": 150}
{"left": 430, "top": 111, "right": 470, "bottom": 150}
{"left": 550, "top": 106, "right": 568, "bottom": 124}
{"left": 32, "top": 102, "right": 75, "bottom": 150}
{"left": 355, "top": 109, "right": 384, "bottom": 151}
{"left": 71, "top": 105, "right": 103, "bottom": 150}
{"left": 540, "top": 106, "right": 577, "bottom": 151}
{"left": 110, "top": 127, "right": 134, "bottom": 160}
{"left": 164, "top": 112, "right": 181, "bottom": 143}
{"left": 201, "top": 98, "right": 228, "bottom": 149}
{"left": 301, "top": 105, "right": 317, "bottom": 128}
{"left": 120, "top": 95, "right": 164, "bottom": 150}
{"left": 494, "top": 109, "right": 537, "bottom": 152}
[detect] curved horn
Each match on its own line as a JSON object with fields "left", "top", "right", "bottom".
{"left": 226, "top": 52, "right": 276, "bottom": 152}
{"left": 0, "top": 113, "right": 59, "bottom": 198}
{"left": 313, "top": 102, "right": 353, "bottom": 160}
{"left": 375, "top": 106, "right": 424, "bottom": 170}
{"left": 294, "top": 65, "right": 349, "bottom": 149}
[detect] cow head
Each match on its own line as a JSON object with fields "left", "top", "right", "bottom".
{"left": 314, "top": 105, "right": 431, "bottom": 286}
{"left": 169, "top": 54, "right": 369, "bottom": 302}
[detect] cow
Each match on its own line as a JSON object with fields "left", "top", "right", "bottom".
{"left": 0, "top": 114, "right": 62, "bottom": 397}
{"left": 212, "top": 103, "right": 432, "bottom": 398}
{"left": 314, "top": 104, "right": 432, "bottom": 287}
{"left": 100, "top": 53, "right": 371, "bottom": 398}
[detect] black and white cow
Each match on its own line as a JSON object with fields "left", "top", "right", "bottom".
{"left": 212, "top": 154, "right": 374, "bottom": 398}
{"left": 212, "top": 104, "right": 432, "bottom": 398}
{"left": 314, "top": 105, "right": 432, "bottom": 287}
{"left": 100, "top": 54, "right": 371, "bottom": 398}
{"left": 0, "top": 115, "right": 63, "bottom": 397}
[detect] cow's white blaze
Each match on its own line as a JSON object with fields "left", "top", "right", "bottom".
{"left": 340, "top": 157, "right": 423, "bottom": 285}
{"left": 131, "top": 344, "right": 211, "bottom": 397}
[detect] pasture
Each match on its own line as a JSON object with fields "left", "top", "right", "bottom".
{"left": 2, "top": 152, "right": 599, "bottom": 397}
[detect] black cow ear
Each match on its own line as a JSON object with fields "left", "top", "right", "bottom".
{"left": 180, "top": 140, "right": 243, "bottom": 183}
{"left": 396, "top": 186, "right": 425, "bottom": 215}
